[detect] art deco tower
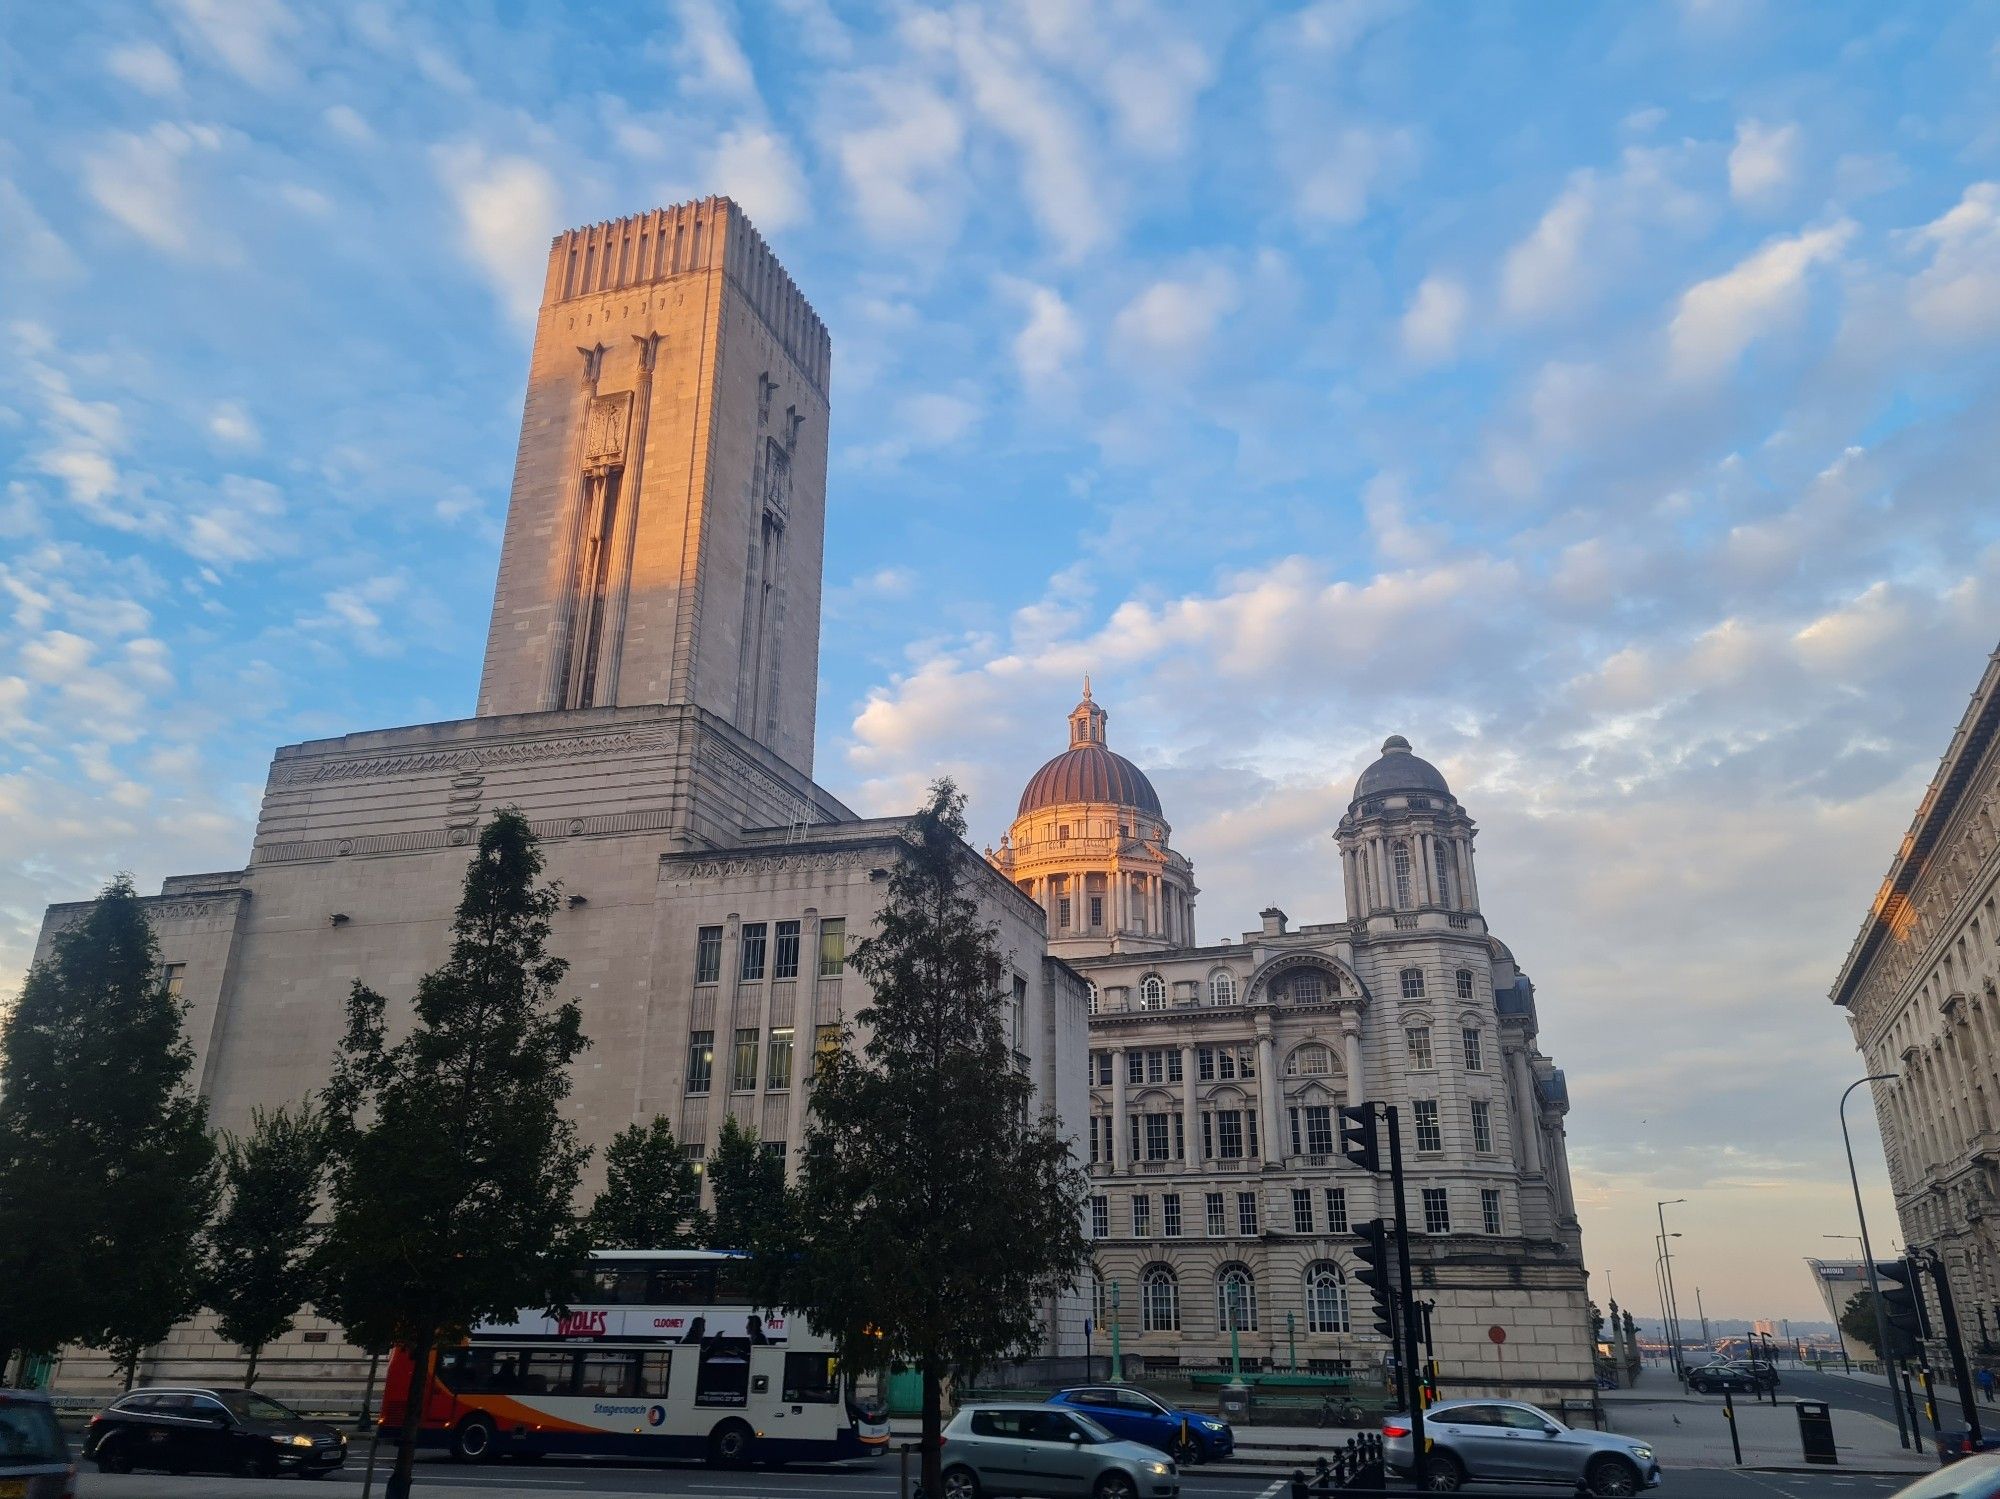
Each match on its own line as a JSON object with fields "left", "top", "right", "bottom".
{"left": 476, "top": 198, "right": 831, "bottom": 777}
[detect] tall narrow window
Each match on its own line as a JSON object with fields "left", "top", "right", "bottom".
{"left": 767, "top": 1027, "right": 794, "bottom": 1090}
{"left": 1143, "top": 1266, "right": 1180, "bottom": 1331}
{"left": 563, "top": 466, "right": 626, "bottom": 709}
{"left": 160, "top": 962, "right": 186, "bottom": 999}
{"left": 1481, "top": 1189, "right": 1503, "bottom": 1235}
{"left": 1086, "top": 981, "right": 1099, "bottom": 1015}
{"left": 1210, "top": 970, "right": 1237, "bottom": 1006}
{"left": 1205, "top": 1193, "right": 1226, "bottom": 1236}
{"left": 732, "top": 1029, "right": 759, "bottom": 1091}
{"left": 685, "top": 1031, "right": 714, "bottom": 1094}
{"left": 1413, "top": 1100, "right": 1442, "bottom": 1152}
{"left": 739, "top": 924, "right": 767, "bottom": 981}
{"left": 1292, "top": 1188, "right": 1314, "bottom": 1233}
{"left": 1140, "top": 976, "right": 1165, "bottom": 1010}
{"left": 1392, "top": 841, "right": 1413, "bottom": 908}
{"left": 817, "top": 919, "right": 846, "bottom": 977}
{"left": 773, "top": 921, "right": 800, "bottom": 980}
{"left": 1471, "top": 1099, "right": 1493, "bottom": 1152}
{"left": 1305, "top": 1264, "right": 1349, "bottom": 1333}
{"left": 1400, "top": 967, "right": 1426, "bottom": 998}
{"left": 1162, "top": 1194, "right": 1182, "bottom": 1237}
{"left": 1237, "top": 1191, "right": 1259, "bottom": 1236}
{"left": 1132, "top": 1194, "right": 1152, "bottom": 1237}
{"left": 1456, "top": 968, "right": 1476, "bottom": 1000}
{"left": 695, "top": 927, "right": 723, "bottom": 984}
{"left": 1090, "top": 1196, "right": 1109, "bottom": 1239}
{"left": 1218, "top": 1266, "right": 1258, "bottom": 1330}
{"left": 1324, "top": 1187, "right": 1348, "bottom": 1233}
{"left": 1462, "top": 1027, "right": 1484, "bottom": 1071}
{"left": 1422, "top": 1188, "right": 1451, "bottom": 1234}
{"left": 1406, "top": 1027, "right": 1434, "bottom": 1069}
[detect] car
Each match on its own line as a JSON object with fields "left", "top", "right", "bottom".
{"left": 1382, "top": 1398, "right": 1661, "bottom": 1496}
{"left": 1685, "top": 1364, "right": 1762, "bottom": 1395}
{"left": 0, "top": 1387, "right": 76, "bottom": 1498}
{"left": 1889, "top": 1451, "right": 2000, "bottom": 1496}
{"left": 1047, "top": 1386, "right": 1234, "bottom": 1463}
{"left": 940, "top": 1401, "right": 1179, "bottom": 1499}
{"left": 82, "top": 1386, "right": 349, "bottom": 1478}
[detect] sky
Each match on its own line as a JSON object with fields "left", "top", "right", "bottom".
{"left": 4, "top": 0, "right": 2000, "bottom": 1324}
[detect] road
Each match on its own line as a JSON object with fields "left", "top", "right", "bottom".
{"left": 1778, "top": 1368, "right": 1986, "bottom": 1438}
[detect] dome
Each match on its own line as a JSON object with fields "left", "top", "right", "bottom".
{"left": 1353, "top": 734, "right": 1452, "bottom": 801}
{"left": 1018, "top": 744, "right": 1163, "bottom": 817}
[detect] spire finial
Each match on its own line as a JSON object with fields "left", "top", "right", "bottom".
{"left": 1083, "top": 672, "right": 1092, "bottom": 700}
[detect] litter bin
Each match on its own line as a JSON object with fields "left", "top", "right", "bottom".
{"left": 1219, "top": 1381, "right": 1253, "bottom": 1424}
{"left": 1796, "top": 1400, "right": 1837, "bottom": 1465}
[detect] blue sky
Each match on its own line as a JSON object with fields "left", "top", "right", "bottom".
{"left": 6, "top": 0, "right": 2000, "bottom": 1319}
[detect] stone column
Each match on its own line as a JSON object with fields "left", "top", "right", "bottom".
{"left": 1343, "top": 1018, "right": 1365, "bottom": 1106}
{"left": 1417, "top": 833, "right": 1434, "bottom": 905}
{"left": 1182, "top": 1044, "right": 1200, "bottom": 1173}
{"left": 1111, "top": 1049, "right": 1128, "bottom": 1170}
{"left": 1342, "top": 848, "right": 1359, "bottom": 920}
{"left": 1257, "top": 1028, "right": 1280, "bottom": 1163}
{"left": 1372, "top": 840, "right": 1391, "bottom": 910}
{"left": 1510, "top": 1048, "right": 1543, "bottom": 1174}
{"left": 1460, "top": 834, "right": 1480, "bottom": 911}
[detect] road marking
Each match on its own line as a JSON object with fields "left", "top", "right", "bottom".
{"left": 1250, "top": 1482, "right": 1287, "bottom": 1499}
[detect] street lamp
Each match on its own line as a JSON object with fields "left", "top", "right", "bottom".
{"left": 1841, "top": 1073, "right": 1910, "bottom": 1450}
{"left": 1657, "top": 1200, "right": 1688, "bottom": 1379}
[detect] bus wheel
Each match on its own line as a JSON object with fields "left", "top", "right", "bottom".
{"left": 453, "top": 1415, "right": 497, "bottom": 1464}
{"left": 707, "top": 1420, "right": 755, "bottom": 1468}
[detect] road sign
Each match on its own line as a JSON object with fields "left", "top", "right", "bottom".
{"left": 1489, "top": 1326, "right": 1507, "bottom": 1344}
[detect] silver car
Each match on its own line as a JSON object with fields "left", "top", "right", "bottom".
{"left": 1382, "top": 1399, "right": 1661, "bottom": 1496}
{"left": 940, "top": 1402, "right": 1178, "bottom": 1499}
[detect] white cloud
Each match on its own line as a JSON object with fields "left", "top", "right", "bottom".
{"left": 1502, "top": 181, "right": 1591, "bottom": 319}
{"left": 848, "top": 391, "right": 982, "bottom": 467}
{"left": 833, "top": 78, "right": 966, "bottom": 246}
{"left": 185, "top": 475, "right": 288, "bottom": 565}
{"left": 1501, "top": 148, "right": 1710, "bottom": 321}
{"left": 706, "top": 126, "right": 809, "bottom": 231}
{"left": 1102, "top": 38, "right": 1213, "bottom": 158}
{"left": 207, "top": 402, "right": 260, "bottom": 449}
{"left": 80, "top": 123, "right": 225, "bottom": 258}
{"left": 1401, "top": 274, "right": 1469, "bottom": 364}
{"left": 0, "top": 180, "right": 77, "bottom": 281}
{"left": 999, "top": 278, "right": 1084, "bottom": 386}
{"left": 321, "top": 104, "right": 372, "bottom": 143}
{"left": 166, "top": 0, "right": 299, "bottom": 87}
{"left": 431, "top": 144, "right": 562, "bottom": 322}
{"left": 106, "top": 43, "right": 184, "bottom": 97}
{"left": 1294, "top": 126, "right": 1418, "bottom": 226}
{"left": 1110, "top": 268, "right": 1240, "bottom": 369}
{"left": 1668, "top": 221, "right": 1854, "bottom": 378}
{"left": 671, "top": 0, "right": 758, "bottom": 100}
{"left": 1729, "top": 119, "right": 1801, "bottom": 210}
{"left": 1906, "top": 182, "right": 2000, "bottom": 339}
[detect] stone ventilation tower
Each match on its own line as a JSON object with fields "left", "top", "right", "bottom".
{"left": 1336, "top": 735, "right": 1482, "bottom": 924}
{"left": 989, "top": 682, "right": 1197, "bottom": 956}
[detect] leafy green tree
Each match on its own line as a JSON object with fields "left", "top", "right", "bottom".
{"left": 1841, "top": 1290, "right": 1882, "bottom": 1356}
{"left": 207, "top": 1105, "right": 328, "bottom": 1384}
{"left": 585, "top": 1117, "right": 708, "bottom": 1249}
{"left": 785, "top": 781, "right": 1091, "bottom": 1496}
{"left": 316, "top": 811, "right": 592, "bottom": 1499}
{"left": 0, "top": 875, "right": 218, "bottom": 1385}
{"left": 709, "top": 1115, "right": 791, "bottom": 1256}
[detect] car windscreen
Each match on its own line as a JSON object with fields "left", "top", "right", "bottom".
{"left": 0, "top": 1398, "right": 66, "bottom": 1462}
{"left": 214, "top": 1390, "right": 300, "bottom": 1423}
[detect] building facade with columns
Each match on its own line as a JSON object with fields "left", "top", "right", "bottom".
{"left": 1831, "top": 646, "right": 2000, "bottom": 1363}
{"left": 993, "top": 706, "right": 1595, "bottom": 1400}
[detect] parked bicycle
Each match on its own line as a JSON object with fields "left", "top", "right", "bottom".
{"left": 1315, "top": 1395, "right": 1364, "bottom": 1428}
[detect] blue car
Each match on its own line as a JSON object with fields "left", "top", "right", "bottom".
{"left": 1047, "top": 1387, "right": 1234, "bottom": 1464}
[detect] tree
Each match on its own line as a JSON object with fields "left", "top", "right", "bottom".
{"left": 1841, "top": 1290, "right": 1882, "bottom": 1356}
{"left": 316, "top": 810, "right": 592, "bottom": 1499}
{"left": 585, "top": 1117, "right": 708, "bottom": 1249}
{"left": 785, "top": 781, "right": 1091, "bottom": 1496}
{"left": 709, "top": 1115, "right": 791, "bottom": 1256}
{"left": 0, "top": 874, "right": 218, "bottom": 1385}
{"left": 207, "top": 1105, "right": 328, "bottom": 1384}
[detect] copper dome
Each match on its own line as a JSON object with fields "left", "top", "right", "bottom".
{"left": 1016, "top": 681, "right": 1164, "bottom": 817}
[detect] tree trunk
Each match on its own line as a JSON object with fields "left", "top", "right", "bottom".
{"left": 920, "top": 1357, "right": 942, "bottom": 1498}
{"left": 384, "top": 1335, "right": 433, "bottom": 1499}
{"left": 121, "top": 1350, "right": 138, "bottom": 1392}
{"left": 245, "top": 1343, "right": 261, "bottom": 1387}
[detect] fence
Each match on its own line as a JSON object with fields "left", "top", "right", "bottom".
{"left": 1286, "top": 1432, "right": 1386, "bottom": 1496}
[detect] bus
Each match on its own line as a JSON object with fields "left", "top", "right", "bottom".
{"left": 380, "top": 1249, "right": 890, "bottom": 1467}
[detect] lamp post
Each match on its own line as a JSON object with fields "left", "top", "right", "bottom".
{"left": 1657, "top": 1200, "right": 1688, "bottom": 1379}
{"left": 1842, "top": 1073, "right": 1909, "bottom": 1450}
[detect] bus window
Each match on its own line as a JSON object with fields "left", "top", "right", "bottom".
{"left": 576, "top": 1351, "right": 639, "bottom": 1397}
{"left": 638, "top": 1350, "right": 673, "bottom": 1396}
{"left": 782, "top": 1353, "right": 838, "bottom": 1403}
{"left": 521, "top": 1350, "right": 578, "bottom": 1395}
{"left": 648, "top": 1263, "right": 713, "bottom": 1305}
{"left": 590, "top": 1267, "right": 649, "bottom": 1304}
{"left": 711, "top": 1260, "right": 752, "bottom": 1304}
{"left": 694, "top": 1338, "right": 751, "bottom": 1408}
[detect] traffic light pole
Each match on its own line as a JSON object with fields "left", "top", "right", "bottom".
{"left": 1385, "top": 1105, "right": 1425, "bottom": 1469}
{"left": 1920, "top": 1249, "right": 1982, "bottom": 1443}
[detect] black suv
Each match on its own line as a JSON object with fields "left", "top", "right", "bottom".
{"left": 1686, "top": 1363, "right": 1774, "bottom": 1395}
{"left": 83, "top": 1387, "right": 348, "bottom": 1478}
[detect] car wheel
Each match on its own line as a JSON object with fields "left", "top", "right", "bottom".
{"left": 94, "top": 1437, "right": 134, "bottom": 1475}
{"left": 453, "top": 1414, "right": 497, "bottom": 1464}
{"left": 234, "top": 1450, "right": 278, "bottom": 1479}
{"left": 1585, "top": 1456, "right": 1641, "bottom": 1498}
{"left": 1095, "top": 1473, "right": 1140, "bottom": 1499}
{"left": 707, "top": 1419, "right": 755, "bottom": 1468}
{"left": 1174, "top": 1432, "right": 1203, "bottom": 1466}
{"left": 1422, "top": 1452, "right": 1466, "bottom": 1492}
{"left": 941, "top": 1465, "right": 982, "bottom": 1499}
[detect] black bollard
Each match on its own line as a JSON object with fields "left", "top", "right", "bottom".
{"left": 1290, "top": 1468, "right": 1311, "bottom": 1499}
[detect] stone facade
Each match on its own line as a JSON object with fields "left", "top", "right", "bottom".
{"left": 1832, "top": 645, "right": 2000, "bottom": 1361}
{"left": 994, "top": 715, "right": 1596, "bottom": 1402}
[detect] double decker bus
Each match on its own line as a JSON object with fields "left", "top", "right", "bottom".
{"left": 381, "top": 1250, "right": 889, "bottom": 1467}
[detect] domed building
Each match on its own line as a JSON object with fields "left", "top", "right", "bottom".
{"left": 989, "top": 683, "right": 1197, "bottom": 956}
{"left": 997, "top": 708, "right": 1593, "bottom": 1405}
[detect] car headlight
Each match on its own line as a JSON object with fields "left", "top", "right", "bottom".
{"left": 281, "top": 1434, "right": 315, "bottom": 1447}
{"left": 1200, "top": 1419, "right": 1225, "bottom": 1431}
{"left": 1631, "top": 1446, "right": 1654, "bottom": 1460}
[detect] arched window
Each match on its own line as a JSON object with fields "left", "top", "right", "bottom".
{"left": 1400, "top": 967, "right": 1426, "bottom": 999}
{"left": 1217, "top": 1265, "right": 1258, "bottom": 1331}
{"left": 1392, "top": 841, "right": 1413, "bottom": 908}
{"left": 1305, "top": 1263, "right": 1350, "bottom": 1333}
{"left": 1292, "top": 971, "right": 1325, "bottom": 1004}
{"left": 1142, "top": 1264, "right": 1180, "bottom": 1332}
{"left": 1435, "top": 842, "right": 1456, "bottom": 905}
{"left": 1287, "top": 1043, "right": 1333, "bottom": 1076}
{"left": 1455, "top": 969, "right": 1474, "bottom": 1000}
{"left": 1086, "top": 981, "right": 1100, "bottom": 1015}
{"left": 1140, "top": 975, "right": 1166, "bottom": 1011}
{"left": 1209, "top": 970, "right": 1238, "bottom": 1006}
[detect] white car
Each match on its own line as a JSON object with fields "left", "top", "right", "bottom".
{"left": 940, "top": 1402, "right": 1178, "bottom": 1499}
{"left": 1383, "top": 1399, "right": 1661, "bottom": 1496}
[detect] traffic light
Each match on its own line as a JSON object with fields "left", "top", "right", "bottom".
{"left": 1352, "top": 1218, "right": 1397, "bottom": 1339}
{"left": 1877, "top": 1259, "right": 1927, "bottom": 1360}
{"left": 1338, "top": 1104, "right": 1380, "bottom": 1173}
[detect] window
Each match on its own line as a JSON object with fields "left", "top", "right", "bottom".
{"left": 811, "top": 1023, "right": 840, "bottom": 1078}
{"left": 682, "top": 1143, "right": 705, "bottom": 1175}
{"left": 1306, "top": 1263, "right": 1350, "bottom": 1333}
{"left": 762, "top": 1140, "right": 787, "bottom": 1168}
{"left": 1090, "top": 1196, "right": 1109, "bottom": 1239}
{"left": 1216, "top": 1111, "right": 1245, "bottom": 1159}
{"left": 1238, "top": 1046, "right": 1256, "bottom": 1079}
{"left": 1435, "top": 843, "right": 1455, "bottom": 905}
{"left": 1145, "top": 1050, "right": 1165, "bottom": 1085}
{"left": 1058, "top": 896, "right": 1073, "bottom": 928}
{"left": 773, "top": 921, "right": 801, "bottom": 979}
{"left": 1092, "top": 1051, "right": 1113, "bottom": 1085}
{"left": 1456, "top": 968, "right": 1475, "bottom": 1000}
{"left": 1092, "top": 1269, "right": 1109, "bottom": 1327}
{"left": 1210, "top": 970, "right": 1237, "bottom": 1005}
{"left": 1162, "top": 1193, "right": 1182, "bottom": 1237}
{"left": 1128, "top": 1114, "right": 1141, "bottom": 1164}
{"left": 160, "top": 962, "right": 185, "bottom": 999}
{"left": 1406, "top": 1026, "right": 1434, "bottom": 1069}
{"left": 1140, "top": 975, "right": 1166, "bottom": 1010}
{"left": 732, "top": 1028, "right": 759, "bottom": 1090}
{"left": 1145, "top": 1114, "right": 1172, "bottom": 1161}
{"left": 1143, "top": 1265, "right": 1180, "bottom": 1331}
{"left": 1089, "top": 895, "right": 1104, "bottom": 927}
{"left": 1413, "top": 1099, "right": 1442, "bottom": 1152}
{"left": 783, "top": 1352, "right": 838, "bottom": 1404}
{"left": 1400, "top": 967, "right": 1426, "bottom": 998}
{"left": 1288, "top": 1044, "right": 1333, "bottom": 1076}
{"left": 1197, "top": 1047, "right": 1216, "bottom": 1082}
{"left": 1325, "top": 1187, "right": 1349, "bottom": 1233}
{"left": 1482, "top": 1189, "right": 1503, "bottom": 1235}
{"left": 818, "top": 918, "right": 846, "bottom": 976}
{"left": 1126, "top": 1052, "right": 1145, "bottom": 1085}
{"left": 686, "top": 1030, "right": 714, "bottom": 1094}
{"left": 1292, "top": 971, "right": 1324, "bottom": 1004}
{"left": 1292, "top": 1188, "right": 1314, "bottom": 1234}
{"left": 1086, "top": 981, "right": 1099, "bottom": 1014}
{"left": 1393, "top": 841, "right": 1413, "bottom": 907}
{"left": 1058, "top": 823, "right": 1070, "bottom": 842}
{"left": 1471, "top": 1099, "right": 1493, "bottom": 1152}
{"left": 1303, "top": 1105, "right": 1334, "bottom": 1156}
{"left": 695, "top": 926, "right": 723, "bottom": 983}
{"left": 1089, "top": 1115, "right": 1110, "bottom": 1164}
{"left": 767, "top": 1027, "right": 794, "bottom": 1090}
{"left": 1132, "top": 1194, "right": 1152, "bottom": 1236}
{"left": 1167, "top": 1050, "right": 1184, "bottom": 1083}
{"left": 1422, "top": 1187, "right": 1451, "bottom": 1233}
{"left": 1218, "top": 1266, "right": 1258, "bottom": 1331}
{"left": 740, "top": 923, "right": 767, "bottom": 981}
{"left": 1205, "top": 1192, "right": 1226, "bottom": 1235}
{"left": 1462, "top": 1027, "right": 1483, "bottom": 1071}
{"left": 1237, "top": 1191, "right": 1260, "bottom": 1236}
